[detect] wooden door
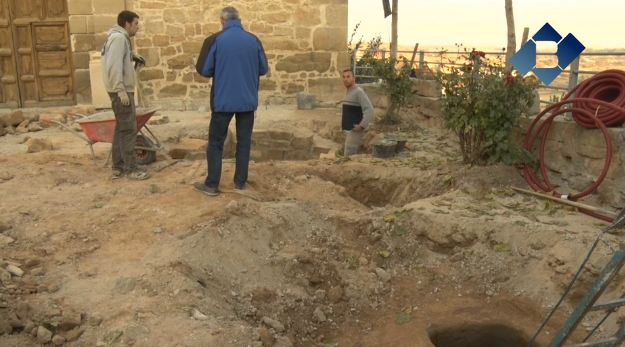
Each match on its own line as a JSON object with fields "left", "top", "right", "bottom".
{"left": 5, "top": 0, "right": 73, "bottom": 107}
{"left": 0, "top": 0, "right": 19, "bottom": 108}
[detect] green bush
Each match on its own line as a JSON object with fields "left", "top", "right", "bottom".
{"left": 438, "top": 51, "right": 537, "bottom": 165}
{"left": 358, "top": 36, "right": 413, "bottom": 124}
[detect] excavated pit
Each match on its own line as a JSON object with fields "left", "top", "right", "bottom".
{"left": 428, "top": 323, "right": 535, "bottom": 347}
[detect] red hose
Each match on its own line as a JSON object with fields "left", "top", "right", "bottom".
{"left": 523, "top": 70, "right": 625, "bottom": 222}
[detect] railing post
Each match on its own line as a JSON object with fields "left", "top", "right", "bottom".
{"left": 381, "top": 49, "right": 386, "bottom": 60}
{"left": 568, "top": 57, "right": 580, "bottom": 93}
{"left": 419, "top": 51, "right": 425, "bottom": 78}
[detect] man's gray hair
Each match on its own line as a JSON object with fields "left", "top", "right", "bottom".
{"left": 220, "top": 6, "right": 240, "bottom": 21}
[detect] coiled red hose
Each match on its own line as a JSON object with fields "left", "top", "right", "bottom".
{"left": 523, "top": 70, "right": 625, "bottom": 222}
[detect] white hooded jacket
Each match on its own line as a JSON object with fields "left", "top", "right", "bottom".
{"left": 101, "top": 25, "right": 136, "bottom": 93}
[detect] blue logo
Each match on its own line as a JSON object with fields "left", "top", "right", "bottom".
{"left": 510, "top": 23, "right": 585, "bottom": 85}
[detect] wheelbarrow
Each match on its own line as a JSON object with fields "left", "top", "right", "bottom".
{"left": 57, "top": 107, "right": 163, "bottom": 166}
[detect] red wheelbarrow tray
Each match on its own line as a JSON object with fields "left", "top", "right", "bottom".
{"left": 76, "top": 107, "right": 160, "bottom": 144}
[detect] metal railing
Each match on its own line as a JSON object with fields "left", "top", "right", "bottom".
{"left": 352, "top": 48, "right": 625, "bottom": 108}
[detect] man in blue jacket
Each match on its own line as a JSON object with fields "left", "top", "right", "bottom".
{"left": 193, "top": 6, "right": 268, "bottom": 196}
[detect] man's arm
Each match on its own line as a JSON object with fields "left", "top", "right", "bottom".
{"left": 358, "top": 89, "right": 375, "bottom": 129}
{"left": 201, "top": 44, "right": 217, "bottom": 77}
{"left": 258, "top": 40, "right": 268, "bottom": 76}
{"left": 196, "top": 33, "right": 219, "bottom": 77}
{"left": 106, "top": 35, "right": 127, "bottom": 93}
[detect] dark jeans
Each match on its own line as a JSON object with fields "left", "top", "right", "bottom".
{"left": 108, "top": 92, "right": 137, "bottom": 172}
{"left": 205, "top": 111, "right": 254, "bottom": 188}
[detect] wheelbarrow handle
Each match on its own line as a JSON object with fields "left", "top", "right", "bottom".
{"left": 51, "top": 120, "right": 91, "bottom": 145}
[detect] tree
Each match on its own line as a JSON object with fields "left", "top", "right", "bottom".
{"left": 504, "top": 0, "right": 516, "bottom": 73}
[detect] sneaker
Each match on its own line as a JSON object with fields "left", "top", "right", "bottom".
{"left": 234, "top": 183, "right": 245, "bottom": 190}
{"left": 194, "top": 182, "right": 219, "bottom": 196}
{"left": 111, "top": 169, "right": 123, "bottom": 180}
{"left": 127, "top": 170, "right": 150, "bottom": 180}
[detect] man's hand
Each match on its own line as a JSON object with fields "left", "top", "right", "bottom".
{"left": 132, "top": 54, "right": 146, "bottom": 66}
{"left": 118, "top": 91, "right": 130, "bottom": 106}
{"left": 352, "top": 124, "right": 365, "bottom": 132}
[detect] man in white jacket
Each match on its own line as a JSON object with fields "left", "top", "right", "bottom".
{"left": 101, "top": 10, "right": 148, "bottom": 180}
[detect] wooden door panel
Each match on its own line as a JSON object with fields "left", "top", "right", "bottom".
{"left": 3, "top": 0, "right": 73, "bottom": 108}
{"left": 12, "top": 23, "right": 37, "bottom": 104}
{"left": 45, "top": 0, "right": 67, "bottom": 19}
{"left": 32, "top": 22, "right": 72, "bottom": 102}
{"left": 33, "top": 23, "right": 67, "bottom": 48}
{"left": 11, "top": 0, "right": 42, "bottom": 21}
{"left": 0, "top": 0, "right": 19, "bottom": 107}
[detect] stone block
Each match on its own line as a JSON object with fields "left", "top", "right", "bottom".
{"left": 72, "top": 34, "right": 95, "bottom": 52}
{"left": 167, "top": 54, "right": 193, "bottom": 69}
{"left": 152, "top": 35, "right": 170, "bottom": 47}
{"left": 68, "top": 0, "right": 92, "bottom": 15}
{"left": 275, "top": 52, "right": 331, "bottom": 73}
{"left": 291, "top": 135, "right": 314, "bottom": 149}
{"left": 140, "top": 2, "right": 167, "bottom": 9}
{"left": 182, "top": 40, "right": 203, "bottom": 54}
{"left": 282, "top": 83, "right": 305, "bottom": 94}
{"left": 72, "top": 52, "right": 90, "bottom": 69}
{"left": 26, "top": 138, "right": 53, "bottom": 153}
{"left": 166, "top": 25, "right": 185, "bottom": 36}
{"left": 93, "top": 0, "right": 125, "bottom": 14}
{"left": 135, "top": 38, "right": 152, "bottom": 47}
{"left": 164, "top": 9, "right": 186, "bottom": 23}
{"left": 325, "top": 5, "right": 348, "bottom": 25}
{"left": 260, "top": 12, "right": 290, "bottom": 24}
{"left": 158, "top": 84, "right": 188, "bottom": 98}
{"left": 295, "top": 27, "right": 311, "bottom": 40}
{"left": 308, "top": 78, "right": 342, "bottom": 99}
{"left": 74, "top": 69, "right": 91, "bottom": 103}
{"left": 137, "top": 48, "right": 160, "bottom": 67}
{"left": 94, "top": 33, "right": 108, "bottom": 49}
{"left": 260, "top": 79, "right": 278, "bottom": 91}
{"left": 0, "top": 110, "right": 25, "bottom": 127}
{"left": 284, "top": 150, "right": 313, "bottom": 161}
{"left": 413, "top": 95, "right": 442, "bottom": 118}
{"left": 297, "top": 93, "right": 317, "bottom": 110}
{"left": 168, "top": 139, "right": 207, "bottom": 159}
{"left": 91, "top": 15, "right": 117, "bottom": 33}
{"left": 294, "top": 7, "right": 321, "bottom": 26}
{"left": 252, "top": 149, "right": 286, "bottom": 161}
{"left": 69, "top": 15, "right": 88, "bottom": 34}
{"left": 412, "top": 79, "right": 442, "bottom": 98}
{"left": 161, "top": 46, "right": 177, "bottom": 57}
{"left": 268, "top": 130, "right": 294, "bottom": 142}
{"left": 574, "top": 127, "right": 609, "bottom": 159}
{"left": 263, "top": 37, "right": 299, "bottom": 51}
{"left": 313, "top": 27, "right": 346, "bottom": 51}
{"left": 250, "top": 23, "right": 273, "bottom": 34}
{"left": 139, "top": 69, "right": 164, "bottom": 81}
{"left": 144, "top": 20, "right": 165, "bottom": 35}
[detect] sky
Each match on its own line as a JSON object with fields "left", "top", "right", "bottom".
{"left": 348, "top": 0, "right": 625, "bottom": 49}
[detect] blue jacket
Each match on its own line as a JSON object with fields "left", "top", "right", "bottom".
{"left": 196, "top": 20, "right": 268, "bottom": 112}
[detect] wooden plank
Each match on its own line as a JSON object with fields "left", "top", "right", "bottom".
{"left": 512, "top": 187, "right": 617, "bottom": 218}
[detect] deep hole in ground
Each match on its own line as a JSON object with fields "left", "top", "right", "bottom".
{"left": 310, "top": 165, "right": 458, "bottom": 208}
{"left": 428, "top": 323, "right": 536, "bottom": 347}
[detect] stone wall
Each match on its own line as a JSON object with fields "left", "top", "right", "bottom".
{"left": 530, "top": 119, "right": 625, "bottom": 209}
{"left": 67, "top": 0, "right": 348, "bottom": 109}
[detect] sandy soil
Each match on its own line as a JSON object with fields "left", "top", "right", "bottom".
{"left": 1, "top": 105, "right": 624, "bottom": 347}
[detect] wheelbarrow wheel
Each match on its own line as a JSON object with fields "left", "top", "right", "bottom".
{"left": 135, "top": 134, "right": 156, "bottom": 165}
